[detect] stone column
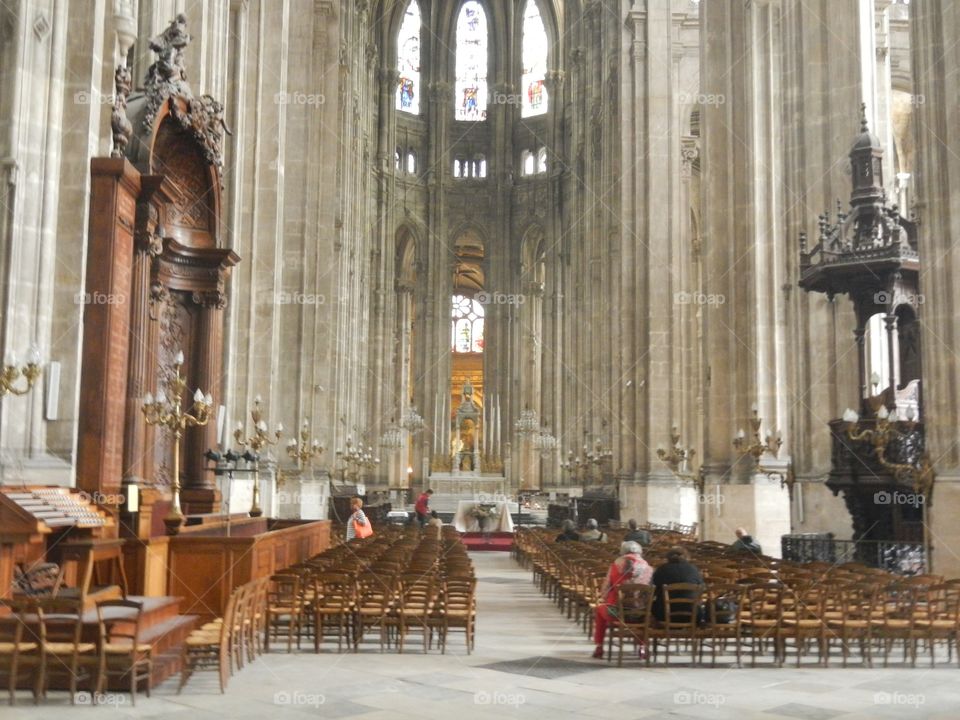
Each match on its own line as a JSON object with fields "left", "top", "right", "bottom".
{"left": 910, "top": 0, "right": 960, "bottom": 578}
{"left": 699, "top": 0, "right": 791, "bottom": 555}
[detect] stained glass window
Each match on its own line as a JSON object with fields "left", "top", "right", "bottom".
{"left": 521, "top": 0, "right": 549, "bottom": 117}
{"left": 455, "top": 2, "right": 488, "bottom": 121}
{"left": 396, "top": 1, "right": 421, "bottom": 114}
{"left": 451, "top": 294, "right": 484, "bottom": 353}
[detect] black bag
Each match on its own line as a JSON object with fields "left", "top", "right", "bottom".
{"left": 713, "top": 598, "right": 739, "bottom": 623}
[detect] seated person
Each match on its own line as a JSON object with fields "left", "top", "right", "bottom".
{"left": 592, "top": 541, "right": 653, "bottom": 658}
{"left": 651, "top": 546, "right": 704, "bottom": 623}
{"left": 579, "top": 518, "right": 608, "bottom": 542}
{"left": 623, "top": 519, "right": 652, "bottom": 546}
{"left": 428, "top": 510, "right": 444, "bottom": 528}
{"left": 556, "top": 519, "right": 580, "bottom": 542}
{"left": 730, "top": 527, "right": 762, "bottom": 554}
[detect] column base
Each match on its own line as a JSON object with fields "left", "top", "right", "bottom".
{"left": 929, "top": 472, "right": 960, "bottom": 579}
{"left": 699, "top": 472, "right": 791, "bottom": 558}
{"left": 619, "top": 471, "right": 699, "bottom": 528}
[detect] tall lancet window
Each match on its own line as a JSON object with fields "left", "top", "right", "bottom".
{"left": 521, "top": 0, "right": 548, "bottom": 117}
{"left": 396, "top": 1, "right": 421, "bottom": 114}
{"left": 455, "top": 1, "right": 488, "bottom": 121}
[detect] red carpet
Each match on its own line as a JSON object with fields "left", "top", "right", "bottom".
{"left": 461, "top": 531, "right": 514, "bottom": 551}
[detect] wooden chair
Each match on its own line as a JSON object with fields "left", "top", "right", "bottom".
{"left": 312, "top": 573, "right": 356, "bottom": 652}
{"left": 650, "top": 583, "right": 703, "bottom": 666}
{"left": 179, "top": 585, "right": 237, "bottom": 694}
{"left": 397, "top": 575, "right": 437, "bottom": 653}
{"left": 353, "top": 572, "right": 399, "bottom": 652}
{"left": 824, "top": 582, "right": 877, "bottom": 667}
{"left": 872, "top": 582, "right": 924, "bottom": 667}
{"left": 780, "top": 583, "right": 828, "bottom": 666}
{"left": 95, "top": 599, "right": 152, "bottom": 705}
{"left": 37, "top": 597, "right": 100, "bottom": 704}
{"left": 915, "top": 583, "right": 960, "bottom": 667}
{"left": 741, "top": 581, "right": 784, "bottom": 666}
{"left": 608, "top": 583, "right": 654, "bottom": 667}
{"left": 435, "top": 578, "right": 476, "bottom": 654}
{"left": 0, "top": 599, "right": 42, "bottom": 705}
{"left": 264, "top": 574, "right": 303, "bottom": 653}
{"left": 696, "top": 583, "right": 744, "bottom": 667}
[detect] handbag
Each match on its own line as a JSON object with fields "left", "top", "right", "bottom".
{"left": 353, "top": 514, "right": 373, "bottom": 539}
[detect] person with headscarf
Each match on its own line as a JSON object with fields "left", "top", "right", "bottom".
{"left": 556, "top": 519, "right": 579, "bottom": 542}
{"left": 592, "top": 540, "right": 653, "bottom": 658}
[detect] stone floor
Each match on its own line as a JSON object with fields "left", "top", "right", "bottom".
{"left": 6, "top": 552, "right": 960, "bottom": 719}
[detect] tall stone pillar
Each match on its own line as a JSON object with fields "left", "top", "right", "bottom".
{"left": 699, "top": 0, "right": 790, "bottom": 555}
{"left": 910, "top": 0, "right": 960, "bottom": 578}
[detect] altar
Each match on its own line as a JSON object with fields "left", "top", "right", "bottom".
{"left": 452, "top": 500, "right": 514, "bottom": 533}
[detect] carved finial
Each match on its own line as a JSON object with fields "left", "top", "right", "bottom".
{"left": 859, "top": 102, "right": 869, "bottom": 133}
{"left": 110, "top": 64, "right": 133, "bottom": 158}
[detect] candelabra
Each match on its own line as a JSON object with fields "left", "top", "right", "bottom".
{"left": 560, "top": 450, "right": 589, "bottom": 484}
{"left": 234, "top": 395, "right": 283, "bottom": 517}
{"left": 336, "top": 436, "right": 379, "bottom": 482}
{"left": 380, "top": 420, "right": 405, "bottom": 450}
{"left": 842, "top": 406, "right": 935, "bottom": 495}
{"left": 1, "top": 346, "right": 42, "bottom": 398}
{"left": 514, "top": 406, "right": 540, "bottom": 435}
{"left": 286, "top": 419, "right": 325, "bottom": 469}
{"left": 400, "top": 406, "right": 425, "bottom": 434}
{"left": 732, "top": 405, "right": 794, "bottom": 493}
{"left": 532, "top": 424, "right": 558, "bottom": 457}
{"left": 142, "top": 351, "right": 213, "bottom": 534}
{"left": 657, "top": 426, "right": 696, "bottom": 473}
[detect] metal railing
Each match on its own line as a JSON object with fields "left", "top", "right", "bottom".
{"left": 781, "top": 533, "right": 927, "bottom": 576}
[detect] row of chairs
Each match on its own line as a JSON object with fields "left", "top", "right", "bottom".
{"left": 0, "top": 597, "right": 152, "bottom": 706}
{"left": 179, "top": 577, "right": 270, "bottom": 694}
{"left": 261, "top": 526, "right": 477, "bottom": 654}
{"left": 517, "top": 527, "right": 960, "bottom": 668}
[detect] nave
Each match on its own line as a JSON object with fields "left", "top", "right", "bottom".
{"left": 6, "top": 552, "right": 958, "bottom": 720}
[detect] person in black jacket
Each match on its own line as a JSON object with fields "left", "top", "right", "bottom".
{"left": 730, "top": 527, "right": 762, "bottom": 554}
{"left": 623, "top": 519, "right": 652, "bottom": 546}
{"left": 556, "top": 519, "right": 580, "bottom": 542}
{"left": 651, "top": 546, "right": 704, "bottom": 622}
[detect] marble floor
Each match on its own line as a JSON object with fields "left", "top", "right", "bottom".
{"left": 6, "top": 552, "right": 960, "bottom": 719}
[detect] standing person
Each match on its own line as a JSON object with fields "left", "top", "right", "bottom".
{"left": 592, "top": 541, "right": 653, "bottom": 659}
{"left": 415, "top": 488, "right": 433, "bottom": 527}
{"left": 346, "top": 497, "right": 372, "bottom": 541}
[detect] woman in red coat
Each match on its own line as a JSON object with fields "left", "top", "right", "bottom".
{"left": 593, "top": 541, "right": 653, "bottom": 658}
